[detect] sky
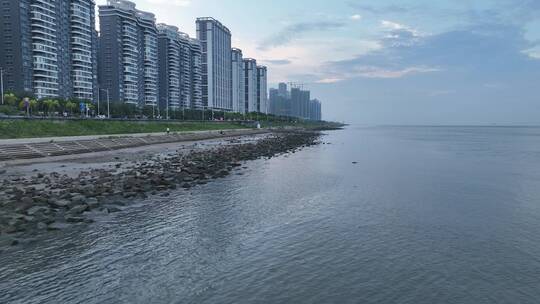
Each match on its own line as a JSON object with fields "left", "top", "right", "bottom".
{"left": 96, "top": 0, "right": 540, "bottom": 124}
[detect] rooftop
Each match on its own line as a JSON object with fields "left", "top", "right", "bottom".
{"left": 196, "top": 17, "right": 231, "bottom": 35}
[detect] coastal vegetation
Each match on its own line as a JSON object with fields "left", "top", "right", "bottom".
{"left": 0, "top": 120, "right": 245, "bottom": 139}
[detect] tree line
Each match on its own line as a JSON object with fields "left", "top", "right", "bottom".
{"left": 0, "top": 92, "right": 308, "bottom": 123}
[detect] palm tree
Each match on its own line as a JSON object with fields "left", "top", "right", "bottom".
{"left": 65, "top": 101, "right": 77, "bottom": 116}
{"left": 43, "top": 99, "right": 59, "bottom": 116}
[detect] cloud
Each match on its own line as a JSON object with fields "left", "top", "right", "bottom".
{"left": 145, "top": 0, "right": 191, "bottom": 6}
{"left": 347, "top": 2, "right": 414, "bottom": 14}
{"left": 316, "top": 78, "right": 345, "bottom": 84}
{"left": 380, "top": 20, "right": 408, "bottom": 31}
{"left": 350, "top": 14, "right": 362, "bottom": 21}
{"left": 259, "top": 21, "right": 345, "bottom": 50}
{"left": 380, "top": 20, "right": 423, "bottom": 47}
{"left": 262, "top": 59, "right": 293, "bottom": 65}
{"left": 318, "top": 22, "right": 539, "bottom": 84}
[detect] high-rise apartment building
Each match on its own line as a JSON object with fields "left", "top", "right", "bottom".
{"left": 243, "top": 58, "right": 257, "bottom": 113}
{"left": 98, "top": 0, "right": 158, "bottom": 106}
{"left": 309, "top": 99, "right": 322, "bottom": 121}
{"left": 291, "top": 87, "right": 311, "bottom": 119}
{"left": 278, "top": 83, "right": 289, "bottom": 98}
{"left": 157, "top": 23, "right": 203, "bottom": 111}
{"left": 256, "top": 66, "right": 268, "bottom": 114}
{"left": 231, "top": 48, "right": 245, "bottom": 114}
{"left": 157, "top": 24, "right": 182, "bottom": 110}
{"left": 0, "top": 0, "right": 97, "bottom": 100}
{"left": 189, "top": 38, "right": 203, "bottom": 109}
{"left": 196, "top": 17, "right": 232, "bottom": 111}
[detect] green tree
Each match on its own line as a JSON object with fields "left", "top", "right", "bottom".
{"left": 65, "top": 101, "right": 77, "bottom": 115}
{"left": 42, "top": 99, "right": 59, "bottom": 116}
{"left": 18, "top": 98, "right": 38, "bottom": 116}
{"left": 3, "top": 93, "right": 18, "bottom": 107}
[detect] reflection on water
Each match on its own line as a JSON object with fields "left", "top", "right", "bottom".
{"left": 2, "top": 126, "right": 540, "bottom": 304}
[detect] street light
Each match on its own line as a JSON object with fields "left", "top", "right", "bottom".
{"left": 0, "top": 67, "right": 4, "bottom": 105}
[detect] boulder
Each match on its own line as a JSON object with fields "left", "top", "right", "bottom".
{"left": 69, "top": 205, "right": 88, "bottom": 215}
{"left": 26, "top": 206, "right": 49, "bottom": 216}
{"left": 47, "top": 222, "right": 71, "bottom": 230}
{"left": 86, "top": 198, "right": 100, "bottom": 209}
{"left": 49, "top": 200, "right": 71, "bottom": 209}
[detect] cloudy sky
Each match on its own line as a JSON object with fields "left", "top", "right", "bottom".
{"left": 96, "top": 0, "right": 540, "bottom": 124}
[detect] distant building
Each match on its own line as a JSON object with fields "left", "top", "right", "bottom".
{"left": 269, "top": 88, "right": 291, "bottom": 117}
{"left": 278, "top": 83, "right": 289, "bottom": 98}
{"left": 196, "top": 17, "right": 232, "bottom": 111}
{"left": 257, "top": 66, "right": 268, "bottom": 114}
{"left": 189, "top": 38, "right": 203, "bottom": 109}
{"left": 269, "top": 84, "right": 321, "bottom": 120}
{"left": 243, "top": 58, "right": 257, "bottom": 113}
{"left": 0, "top": 0, "right": 98, "bottom": 101}
{"left": 231, "top": 48, "right": 245, "bottom": 114}
{"left": 157, "top": 24, "right": 182, "bottom": 110}
{"left": 309, "top": 99, "right": 322, "bottom": 120}
{"left": 291, "top": 87, "right": 310, "bottom": 119}
{"left": 98, "top": 0, "right": 159, "bottom": 106}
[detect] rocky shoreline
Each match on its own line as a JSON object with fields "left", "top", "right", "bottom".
{"left": 0, "top": 131, "right": 321, "bottom": 247}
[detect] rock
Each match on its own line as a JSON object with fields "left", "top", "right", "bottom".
{"left": 21, "top": 197, "right": 34, "bottom": 205}
{"left": 86, "top": 198, "right": 100, "bottom": 209}
{"left": 49, "top": 199, "right": 71, "bottom": 208}
{"left": 70, "top": 194, "right": 86, "bottom": 205}
{"left": 26, "top": 206, "right": 49, "bottom": 216}
{"left": 66, "top": 217, "right": 85, "bottom": 223}
{"left": 47, "top": 222, "right": 71, "bottom": 230}
{"left": 69, "top": 205, "right": 88, "bottom": 215}
{"left": 0, "top": 236, "right": 18, "bottom": 247}
{"left": 23, "top": 216, "right": 35, "bottom": 222}
{"left": 107, "top": 206, "right": 122, "bottom": 213}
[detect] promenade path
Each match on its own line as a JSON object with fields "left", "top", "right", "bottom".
{"left": 0, "top": 129, "right": 269, "bottom": 162}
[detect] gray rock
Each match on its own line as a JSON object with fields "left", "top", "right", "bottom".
{"left": 86, "top": 198, "right": 100, "bottom": 209}
{"left": 26, "top": 206, "right": 48, "bottom": 216}
{"left": 49, "top": 199, "right": 71, "bottom": 208}
{"left": 66, "top": 217, "right": 85, "bottom": 223}
{"left": 69, "top": 205, "right": 88, "bottom": 214}
{"left": 106, "top": 206, "right": 122, "bottom": 213}
{"left": 21, "top": 197, "right": 34, "bottom": 205}
{"left": 70, "top": 194, "right": 86, "bottom": 204}
{"left": 47, "top": 222, "right": 71, "bottom": 230}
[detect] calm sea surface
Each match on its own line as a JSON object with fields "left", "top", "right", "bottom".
{"left": 2, "top": 126, "right": 540, "bottom": 304}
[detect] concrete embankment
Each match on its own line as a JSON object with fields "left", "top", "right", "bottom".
{"left": 0, "top": 130, "right": 321, "bottom": 247}
{"left": 0, "top": 128, "right": 270, "bottom": 162}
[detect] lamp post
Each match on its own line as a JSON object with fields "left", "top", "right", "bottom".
{"left": 0, "top": 67, "right": 4, "bottom": 105}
